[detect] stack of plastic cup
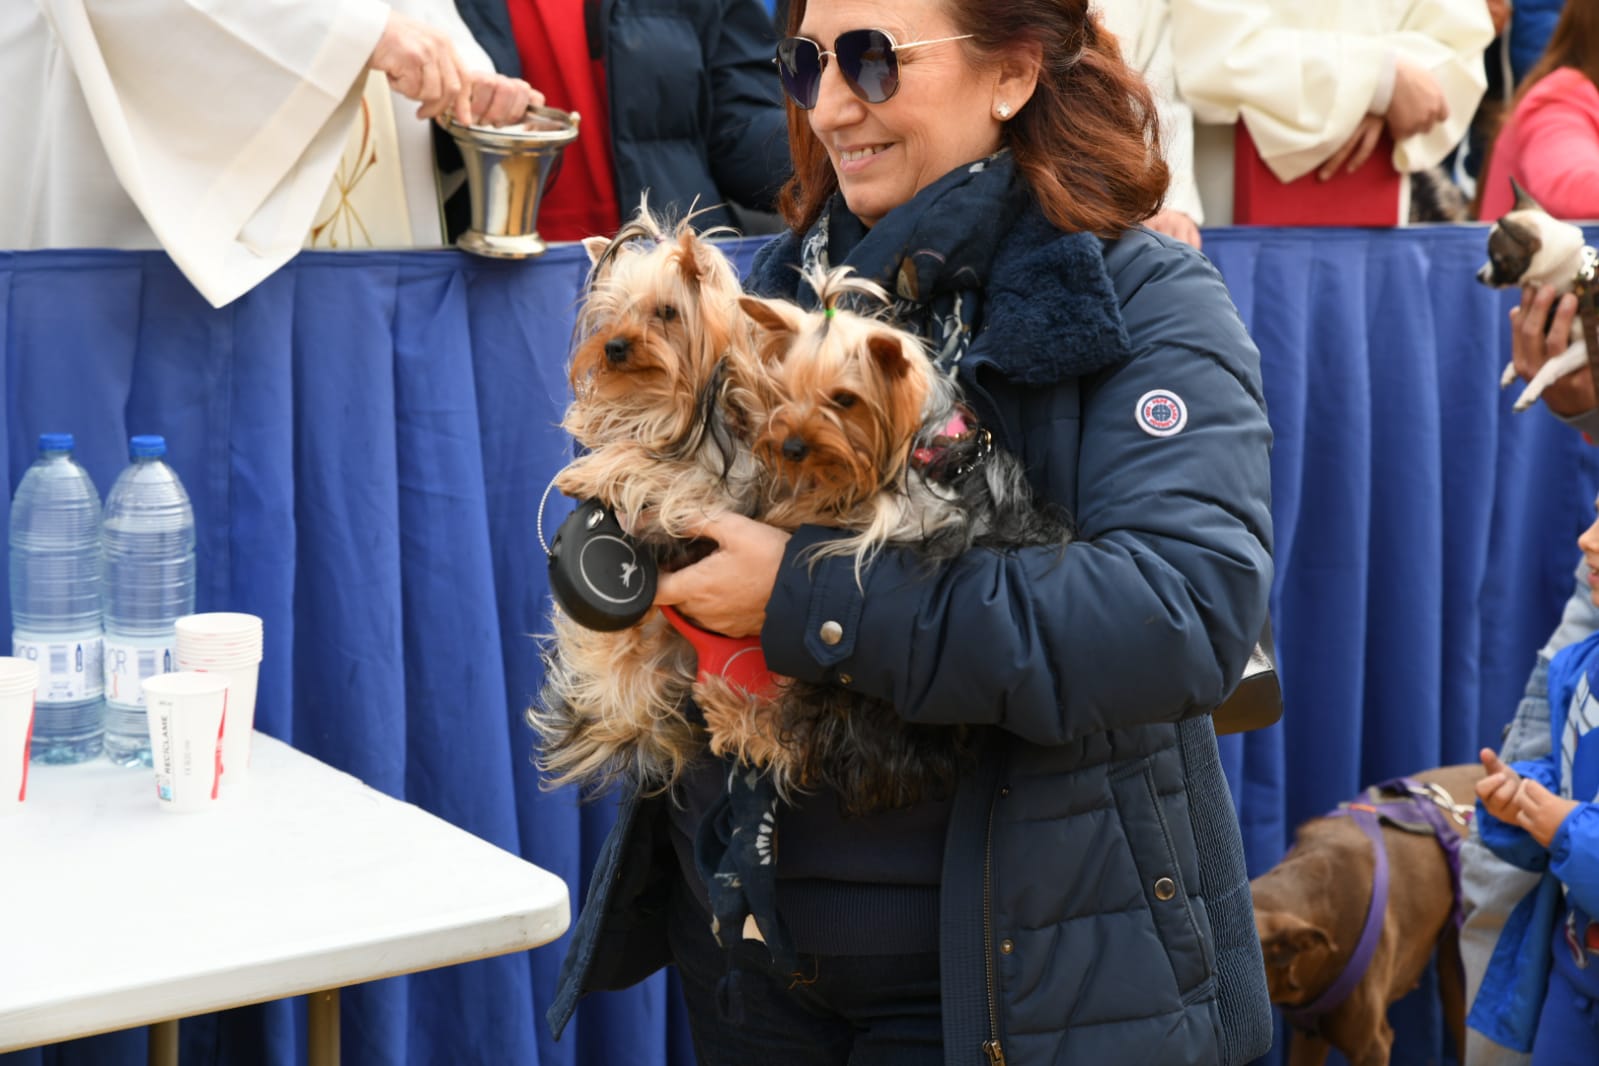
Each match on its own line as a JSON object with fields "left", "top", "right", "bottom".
{"left": 174, "top": 613, "right": 262, "bottom": 792}
{"left": 0, "top": 657, "right": 40, "bottom": 814}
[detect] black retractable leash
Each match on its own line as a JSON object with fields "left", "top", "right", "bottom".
{"left": 537, "top": 482, "right": 658, "bottom": 631}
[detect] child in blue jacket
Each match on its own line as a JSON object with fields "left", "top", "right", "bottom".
{"left": 1477, "top": 499, "right": 1599, "bottom": 1064}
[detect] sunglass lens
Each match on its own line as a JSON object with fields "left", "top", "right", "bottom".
{"left": 776, "top": 37, "right": 822, "bottom": 109}
{"left": 837, "top": 29, "right": 897, "bottom": 104}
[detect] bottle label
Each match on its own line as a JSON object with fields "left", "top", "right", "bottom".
{"left": 104, "top": 639, "right": 177, "bottom": 707}
{"left": 12, "top": 634, "right": 105, "bottom": 702}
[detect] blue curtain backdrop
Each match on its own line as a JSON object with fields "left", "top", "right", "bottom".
{"left": 1, "top": 225, "right": 1596, "bottom": 1066}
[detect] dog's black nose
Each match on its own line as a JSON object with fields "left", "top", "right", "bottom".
{"left": 604, "top": 338, "right": 630, "bottom": 365}
{"left": 781, "top": 437, "right": 809, "bottom": 462}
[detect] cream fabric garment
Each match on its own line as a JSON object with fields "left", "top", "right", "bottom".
{"left": 308, "top": 71, "right": 414, "bottom": 250}
{"left": 1171, "top": 0, "right": 1493, "bottom": 194}
{"left": 1096, "top": 0, "right": 1204, "bottom": 224}
{"left": 0, "top": 1, "right": 492, "bottom": 308}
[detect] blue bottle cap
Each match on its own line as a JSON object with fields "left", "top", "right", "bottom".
{"left": 38, "top": 432, "right": 74, "bottom": 453}
{"left": 129, "top": 435, "right": 166, "bottom": 458}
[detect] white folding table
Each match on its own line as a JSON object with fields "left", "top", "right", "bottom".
{"left": 0, "top": 732, "right": 570, "bottom": 1065}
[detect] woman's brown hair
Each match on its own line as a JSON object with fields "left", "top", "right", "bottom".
{"left": 775, "top": 0, "right": 1169, "bottom": 236}
{"left": 1473, "top": 0, "right": 1599, "bottom": 217}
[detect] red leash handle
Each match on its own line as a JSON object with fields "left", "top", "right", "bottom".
{"left": 658, "top": 606, "right": 778, "bottom": 698}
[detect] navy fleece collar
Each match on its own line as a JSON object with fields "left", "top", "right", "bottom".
{"left": 746, "top": 169, "right": 1133, "bottom": 386}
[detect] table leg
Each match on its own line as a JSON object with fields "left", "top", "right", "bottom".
{"left": 148, "top": 1019, "right": 179, "bottom": 1066}
{"left": 307, "top": 988, "right": 340, "bottom": 1066}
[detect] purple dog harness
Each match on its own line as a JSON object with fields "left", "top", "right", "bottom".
{"left": 1281, "top": 776, "right": 1473, "bottom": 1034}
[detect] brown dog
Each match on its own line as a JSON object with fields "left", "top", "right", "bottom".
{"left": 1251, "top": 764, "right": 1484, "bottom": 1066}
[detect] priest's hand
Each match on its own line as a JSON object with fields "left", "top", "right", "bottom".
{"left": 1318, "top": 114, "right": 1383, "bottom": 181}
{"left": 1386, "top": 58, "right": 1449, "bottom": 142}
{"left": 370, "top": 11, "right": 473, "bottom": 122}
{"left": 465, "top": 72, "right": 545, "bottom": 128}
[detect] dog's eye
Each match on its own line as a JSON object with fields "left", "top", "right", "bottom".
{"left": 657, "top": 304, "right": 678, "bottom": 322}
{"left": 831, "top": 391, "right": 857, "bottom": 409}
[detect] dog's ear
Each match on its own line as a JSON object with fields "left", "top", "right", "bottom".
{"left": 1257, "top": 912, "right": 1336, "bottom": 992}
{"left": 867, "top": 332, "right": 913, "bottom": 381}
{"left": 674, "top": 231, "right": 714, "bottom": 289}
{"left": 1510, "top": 177, "right": 1545, "bottom": 215}
{"left": 739, "top": 295, "right": 803, "bottom": 333}
{"left": 582, "top": 236, "right": 612, "bottom": 266}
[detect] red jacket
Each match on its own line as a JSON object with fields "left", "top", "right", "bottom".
{"left": 1480, "top": 67, "right": 1599, "bottom": 221}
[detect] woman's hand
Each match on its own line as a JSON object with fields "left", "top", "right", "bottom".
{"left": 1386, "top": 58, "right": 1449, "bottom": 142}
{"left": 654, "top": 514, "right": 792, "bottom": 638}
{"left": 1511, "top": 284, "right": 1590, "bottom": 415}
{"left": 369, "top": 11, "right": 472, "bottom": 121}
{"left": 1318, "top": 115, "right": 1384, "bottom": 181}
{"left": 1513, "top": 776, "right": 1581, "bottom": 849}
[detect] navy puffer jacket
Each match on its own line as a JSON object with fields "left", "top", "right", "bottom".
{"left": 549, "top": 200, "right": 1274, "bottom": 1063}
{"left": 590, "top": 0, "right": 791, "bottom": 229}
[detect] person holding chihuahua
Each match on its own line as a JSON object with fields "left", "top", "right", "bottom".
{"left": 1475, "top": 501, "right": 1599, "bottom": 1062}
{"left": 1460, "top": 282, "right": 1599, "bottom": 1066}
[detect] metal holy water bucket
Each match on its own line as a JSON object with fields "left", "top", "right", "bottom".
{"left": 440, "top": 106, "right": 581, "bottom": 258}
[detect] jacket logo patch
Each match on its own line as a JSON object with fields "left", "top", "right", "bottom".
{"left": 1136, "top": 390, "right": 1188, "bottom": 438}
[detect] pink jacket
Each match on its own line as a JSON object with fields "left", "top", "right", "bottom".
{"left": 1480, "top": 67, "right": 1599, "bottom": 221}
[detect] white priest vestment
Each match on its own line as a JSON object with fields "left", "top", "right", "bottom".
{"left": 1171, "top": 0, "right": 1493, "bottom": 223}
{"left": 1097, "top": 0, "right": 1204, "bottom": 224}
{"left": 0, "top": 1, "right": 493, "bottom": 308}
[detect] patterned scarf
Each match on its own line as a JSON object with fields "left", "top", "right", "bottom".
{"left": 797, "top": 151, "right": 1031, "bottom": 370}
{"left": 694, "top": 150, "right": 1034, "bottom": 987}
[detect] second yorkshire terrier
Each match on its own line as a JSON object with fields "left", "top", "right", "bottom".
{"left": 693, "top": 267, "right": 1073, "bottom": 813}
{"left": 529, "top": 201, "right": 762, "bottom": 799}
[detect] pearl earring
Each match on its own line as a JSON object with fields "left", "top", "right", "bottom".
{"left": 995, "top": 102, "right": 1012, "bottom": 119}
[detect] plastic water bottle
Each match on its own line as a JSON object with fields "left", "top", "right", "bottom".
{"left": 102, "top": 436, "right": 195, "bottom": 768}
{"left": 9, "top": 433, "right": 105, "bottom": 763}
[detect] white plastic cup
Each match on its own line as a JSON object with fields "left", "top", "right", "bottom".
{"left": 0, "top": 658, "right": 39, "bottom": 815}
{"left": 142, "top": 671, "right": 229, "bottom": 813}
{"left": 177, "top": 660, "right": 258, "bottom": 790}
{"left": 175, "top": 613, "right": 262, "bottom": 790}
{"left": 175, "top": 612, "right": 262, "bottom": 648}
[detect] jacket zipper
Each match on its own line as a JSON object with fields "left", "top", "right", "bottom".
{"left": 982, "top": 786, "right": 1006, "bottom": 1066}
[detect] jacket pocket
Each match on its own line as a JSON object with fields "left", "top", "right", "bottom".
{"left": 1107, "top": 758, "right": 1212, "bottom": 996}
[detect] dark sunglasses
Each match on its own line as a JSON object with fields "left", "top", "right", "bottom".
{"left": 774, "top": 29, "right": 974, "bottom": 109}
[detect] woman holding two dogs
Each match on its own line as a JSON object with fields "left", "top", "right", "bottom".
{"left": 547, "top": 1, "right": 1275, "bottom": 1062}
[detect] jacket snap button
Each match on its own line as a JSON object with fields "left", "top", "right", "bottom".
{"left": 1000, "top": 939, "right": 1015, "bottom": 955}
{"left": 1154, "top": 877, "right": 1177, "bottom": 902}
{"left": 838, "top": 673, "right": 853, "bottom": 685}
{"left": 819, "top": 620, "right": 844, "bottom": 645}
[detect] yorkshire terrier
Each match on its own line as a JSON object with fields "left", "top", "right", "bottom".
{"left": 695, "top": 266, "right": 1073, "bottom": 813}
{"left": 528, "top": 201, "right": 762, "bottom": 799}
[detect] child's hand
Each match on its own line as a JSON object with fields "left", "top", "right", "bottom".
{"left": 1477, "top": 749, "right": 1524, "bottom": 824}
{"left": 1513, "top": 777, "right": 1581, "bottom": 849}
